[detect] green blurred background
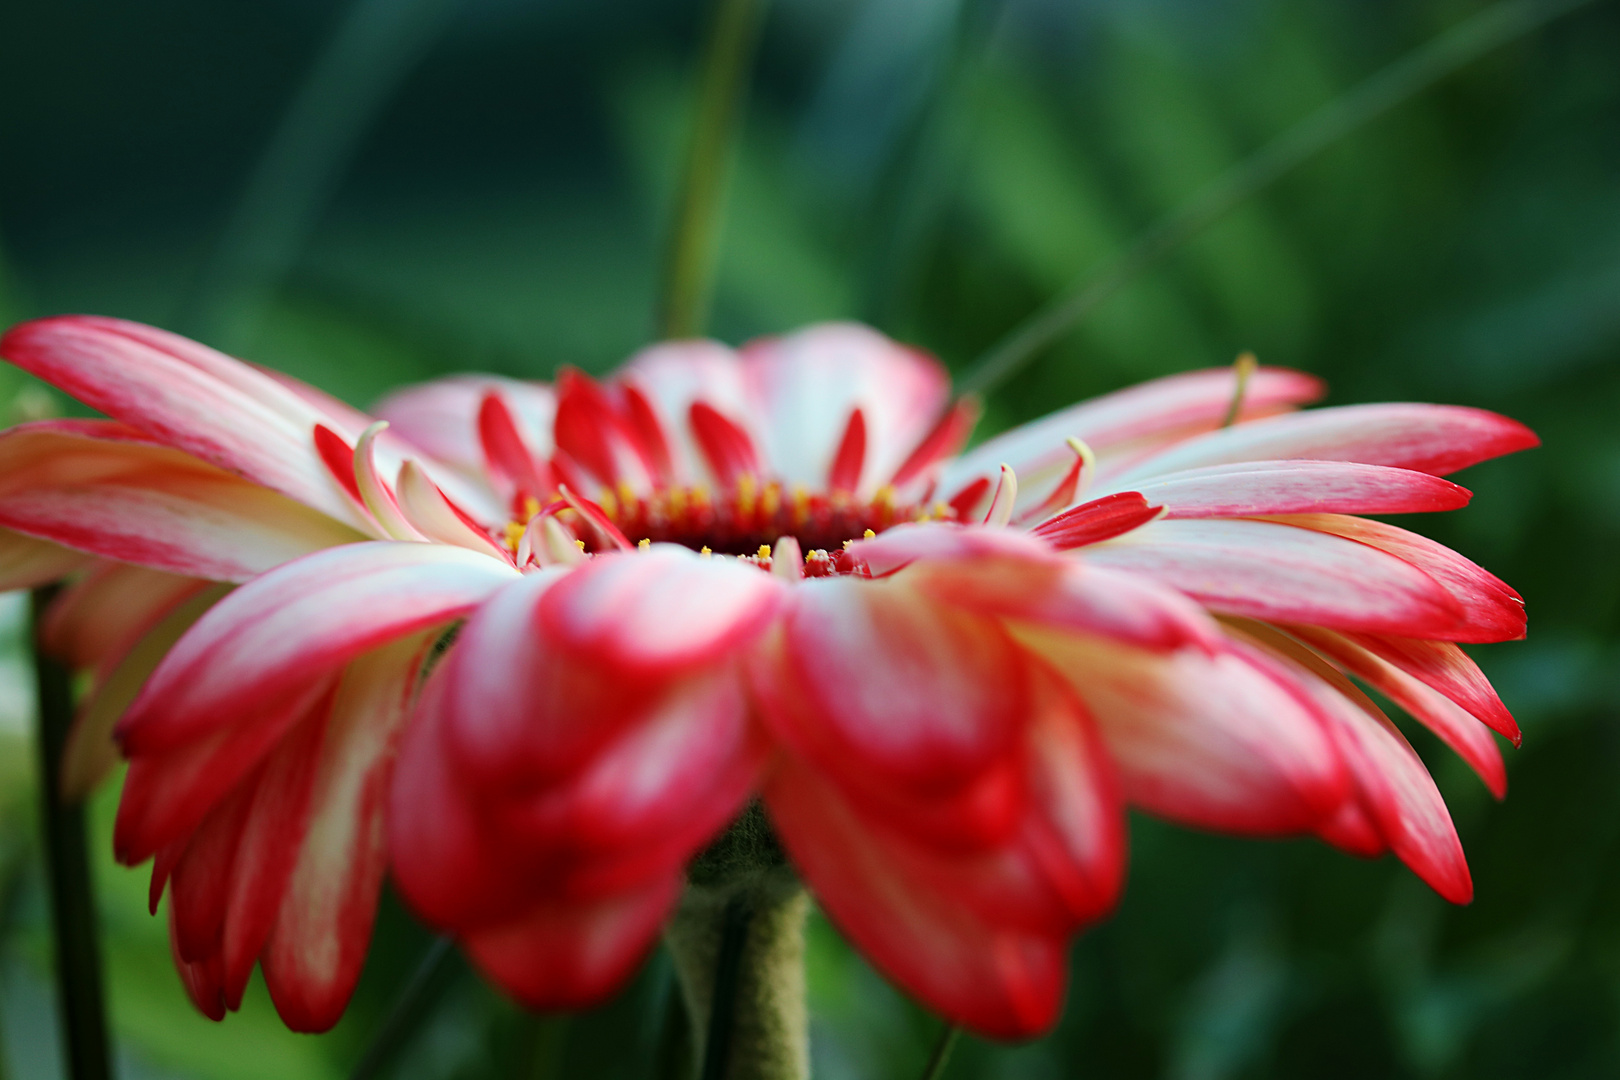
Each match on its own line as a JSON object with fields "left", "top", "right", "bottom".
{"left": 2, "top": 0, "right": 1619, "bottom": 1076}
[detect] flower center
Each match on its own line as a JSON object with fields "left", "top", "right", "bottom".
{"left": 596, "top": 477, "right": 948, "bottom": 555}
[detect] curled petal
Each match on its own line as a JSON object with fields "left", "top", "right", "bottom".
{"left": 117, "top": 542, "right": 515, "bottom": 754}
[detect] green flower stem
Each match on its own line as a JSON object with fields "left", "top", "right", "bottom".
{"left": 918, "top": 1023, "right": 960, "bottom": 1080}
{"left": 665, "top": 805, "right": 808, "bottom": 1080}
{"left": 956, "top": 0, "right": 1602, "bottom": 398}
{"left": 30, "top": 586, "right": 113, "bottom": 1080}
{"left": 657, "top": 0, "right": 769, "bottom": 340}
{"left": 348, "top": 935, "right": 457, "bottom": 1080}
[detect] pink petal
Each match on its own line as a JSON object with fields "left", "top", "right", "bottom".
{"left": 117, "top": 542, "right": 516, "bottom": 754}
{"left": 619, "top": 339, "right": 750, "bottom": 486}
{"left": 539, "top": 545, "right": 781, "bottom": 673}
{"left": 764, "top": 757, "right": 1070, "bottom": 1039}
{"left": 1030, "top": 492, "right": 1164, "bottom": 550}
{"left": 1081, "top": 518, "right": 1465, "bottom": 636}
{"left": 394, "top": 462, "right": 511, "bottom": 559}
{"left": 0, "top": 527, "right": 87, "bottom": 591}
{"left": 939, "top": 366, "right": 1323, "bottom": 508}
{"left": 169, "top": 775, "right": 260, "bottom": 963}
{"left": 554, "top": 369, "right": 654, "bottom": 492}
{"left": 40, "top": 562, "right": 204, "bottom": 675}
{"left": 375, "top": 375, "right": 556, "bottom": 476}
{"left": 115, "top": 677, "right": 337, "bottom": 865}
{"left": 1286, "top": 627, "right": 1507, "bottom": 798}
{"left": 1115, "top": 403, "right": 1539, "bottom": 483}
{"left": 826, "top": 408, "right": 867, "bottom": 493}
{"left": 1014, "top": 628, "right": 1348, "bottom": 833}
{"left": 753, "top": 575, "right": 1028, "bottom": 800}
{"left": 260, "top": 633, "right": 435, "bottom": 1032}
{"left": 0, "top": 421, "right": 367, "bottom": 581}
{"left": 850, "top": 524, "right": 1221, "bottom": 653}
{"left": 890, "top": 398, "right": 979, "bottom": 492}
{"left": 60, "top": 584, "right": 229, "bottom": 802}
{"left": 460, "top": 876, "right": 683, "bottom": 1011}
{"left": 1335, "top": 632, "right": 1518, "bottom": 744}
{"left": 741, "top": 323, "right": 952, "bottom": 492}
{"left": 1264, "top": 514, "right": 1525, "bottom": 643}
{"left": 0, "top": 317, "right": 372, "bottom": 528}
{"left": 1239, "top": 636, "right": 1472, "bottom": 903}
{"left": 1120, "top": 460, "right": 1472, "bottom": 518}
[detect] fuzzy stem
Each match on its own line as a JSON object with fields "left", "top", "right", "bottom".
{"left": 657, "top": 0, "right": 768, "bottom": 340}
{"left": 665, "top": 805, "right": 808, "bottom": 1080}
{"left": 31, "top": 587, "right": 114, "bottom": 1080}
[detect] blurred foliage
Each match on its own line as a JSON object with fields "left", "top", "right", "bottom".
{"left": 2, "top": 0, "right": 1619, "bottom": 1076}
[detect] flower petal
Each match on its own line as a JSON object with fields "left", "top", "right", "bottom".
{"left": 1332, "top": 632, "right": 1518, "bottom": 744}
{"left": 940, "top": 366, "right": 1323, "bottom": 508}
{"left": 1120, "top": 460, "right": 1472, "bottom": 518}
{"left": 1263, "top": 514, "right": 1525, "bottom": 643}
{"left": 1285, "top": 626, "right": 1507, "bottom": 798}
{"left": 0, "top": 421, "right": 368, "bottom": 581}
{"left": 1081, "top": 518, "right": 1465, "bottom": 637}
{"left": 460, "top": 877, "right": 683, "bottom": 1011}
{"left": 0, "top": 527, "right": 87, "bottom": 591}
{"left": 1115, "top": 404, "right": 1539, "bottom": 482}
{"left": 40, "top": 562, "right": 207, "bottom": 676}
{"left": 117, "top": 542, "right": 515, "bottom": 754}
{"left": 1013, "top": 628, "right": 1348, "bottom": 833}
{"left": 375, "top": 375, "right": 556, "bottom": 476}
{"left": 0, "top": 316, "right": 372, "bottom": 528}
{"left": 260, "top": 633, "right": 436, "bottom": 1033}
{"left": 764, "top": 757, "right": 1070, "bottom": 1039}
{"left": 620, "top": 340, "right": 750, "bottom": 486}
{"left": 740, "top": 323, "right": 951, "bottom": 491}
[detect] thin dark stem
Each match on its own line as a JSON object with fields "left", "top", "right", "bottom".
{"left": 657, "top": 0, "right": 769, "bottom": 340}
{"left": 652, "top": 960, "right": 693, "bottom": 1080}
{"left": 697, "top": 896, "right": 754, "bottom": 1080}
{"left": 31, "top": 586, "right": 113, "bottom": 1080}
{"left": 348, "top": 935, "right": 456, "bottom": 1080}
{"left": 955, "top": 0, "right": 1602, "bottom": 398}
{"left": 918, "top": 1023, "right": 960, "bottom": 1080}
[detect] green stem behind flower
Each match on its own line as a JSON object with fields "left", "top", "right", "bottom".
{"left": 657, "top": 0, "right": 770, "bottom": 341}
{"left": 955, "top": 0, "right": 1602, "bottom": 398}
{"left": 31, "top": 587, "right": 114, "bottom": 1080}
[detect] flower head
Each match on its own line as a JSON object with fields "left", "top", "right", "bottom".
{"left": 0, "top": 315, "right": 1534, "bottom": 1036}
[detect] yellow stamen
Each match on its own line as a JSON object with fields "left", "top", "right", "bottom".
{"left": 863, "top": 528, "right": 875, "bottom": 539}
{"left": 1221, "top": 351, "right": 1258, "bottom": 428}
{"left": 638, "top": 538, "right": 651, "bottom": 550}
{"left": 700, "top": 546, "right": 712, "bottom": 557}
{"left": 522, "top": 495, "right": 541, "bottom": 520}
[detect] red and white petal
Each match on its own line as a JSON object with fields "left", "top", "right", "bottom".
{"left": 539, "top": 545, "right": 781, "bottom": 673}
{"left": 117, "top": 542, "right": 515, "bottom": 754}
{"left": 1333, "top": 632, "right": 1518, "bottom": 743}
{"left": 0, "top": 317, "right": 372, "bottom": 528}
{"left": 765, "top": 757, "right": 1071, "bottom": 1039}
{"left": 168, "top": 776, "right": 260, "bottom": 963}
{"left": 60, "top": 584, "right": 229, "bottom": 801}
{"left": 739, "top": 323, "right": 951, "bottom": 492}
{"left": 0, "top": 528, "right": 87, "bottom": 591}
{"left": 114, "top": 678, "right": 337, "bottom": 865}
{"left": 1114, "top": 403, "right": 1538, "bottom": 483}
{"left": 1264, "top": 514, "right": 1525, "bottom": 643}
{"left": 620, "top": 340, "right": 750, "bottom": 486}
{"left": 375, "top": 375, "right": 557, "bottom": 476}
{"left": 1013, "top": 628, "right": 1347, "bottom": 834}
{"left": 851, "top": 524, "right": 1220, "bottom": 653}
{"left": 0, "top": 421, "right": 367, "bottom": 580}
{"left": 1285, "top": 627, "right": 1507, "bottom": 798}
{"left": 1081, "top": 518, "right": 1465, "bottom": 637}
{"left": 460, "top": 876, "right": 683, "bottom": 1011}
{"left": 1119, "top": 460, "right": 1471, "bottom": 518}
{"left": 394, "top": 462, "right": 510, "bottom": 559}
{"left": 752, "top": 574, "right": 1027, "bottom": 797}
{"left": 939, "top": 366, "right": 1323, "bottom": 508}
{"left": 40, "top": 562, "right": 206, "bottom": 676}
{"left": 259, "top": 633, "right": 435, "bottom": 1032}
{"left": 1241, "top": 639, "right": 1472, "bottom": 903}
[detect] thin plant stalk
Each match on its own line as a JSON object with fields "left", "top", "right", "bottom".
{"left": 31, "top": 586, "right": 113, "bottom": 1080}
{"left": 657, "top": 0, "right": 770, "bottom": 340}
{"left": 955, "top": 0, "right": 1601, "bottom": 398}
{"left": 918, "top": 1024, "right": 960, "bottom": 1080}
{"left": 348, "top": 935, "right": 457, "bottom": 1080}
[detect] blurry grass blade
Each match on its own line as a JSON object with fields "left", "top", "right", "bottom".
{"left": 657, "top": 0, "right": 770, "bottom": 340}
{"left": 184, "top": 0, "right": 463, "bottom": 350}
{"left": 918, "top": 1023, "right": 960, "bottom": 1080}
{"left": 348, "top": 935, "right": 457, "bottom": 1080}
{"left": 957, "top": 0, "right": 1604, "bottom": 397}
{"left": 32, "top": 586, "right": 114, "bottom": 1080}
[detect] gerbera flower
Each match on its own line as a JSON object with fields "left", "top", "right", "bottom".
{"left": 0, "top": 316, "right": 1532, "bottom": 1037}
